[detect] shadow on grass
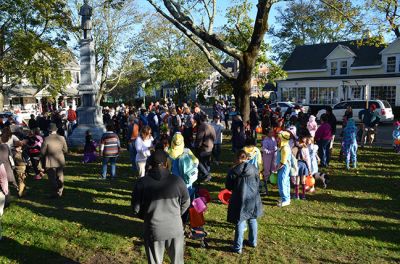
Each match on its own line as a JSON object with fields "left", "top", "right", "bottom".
{"left": 1, "top": 237, "right": 79, "bottom": 264}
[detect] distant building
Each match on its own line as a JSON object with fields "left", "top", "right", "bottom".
{"left": 278, "top": 38, "right": 400, "bottom": 106}
{"left": 3, "top": 56, "right": 80, "bottom": 114}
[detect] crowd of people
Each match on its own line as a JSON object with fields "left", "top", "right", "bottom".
{"left": 0, "top": 98, "right": 396, "bottom": 263}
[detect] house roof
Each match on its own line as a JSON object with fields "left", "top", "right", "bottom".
{"left": 283, "top": 40, "right": 386, "bottom": 71}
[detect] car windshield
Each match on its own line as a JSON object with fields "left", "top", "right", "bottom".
{"left": 381, "top": 100, "right": 391, "bottom": 108}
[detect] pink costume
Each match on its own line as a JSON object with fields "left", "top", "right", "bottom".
{"left": 261, "top": 136, "right": 277, "bottom": 178}
{"left": 307, "top": 115, "right": 318, "bottom": 137}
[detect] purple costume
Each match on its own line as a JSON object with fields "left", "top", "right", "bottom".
{"left": 261, "top": 136, "right": 277, "bottom": 178}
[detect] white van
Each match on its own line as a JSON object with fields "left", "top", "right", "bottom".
{"left": 316, "top": 100, "right": 394, "bottom": 123}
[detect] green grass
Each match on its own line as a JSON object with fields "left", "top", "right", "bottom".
{"left": 1, "top": 144, "right": 400, "bottom": 264}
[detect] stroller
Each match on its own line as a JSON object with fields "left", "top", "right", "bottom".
{"left": 186, "top": 187, "right": 210, "bottom": 248}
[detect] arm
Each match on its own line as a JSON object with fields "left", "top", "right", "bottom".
{"left": 225, "top": 170, "right": 235, "bottom": 191}
{"left": 40, "top": 139, "right": 48, "bottom": 157}
{"left": 62, "top": 137, "right": 68, "bottom": 154}
{"left": 195, "top": 125, "right": 205, "bottom": 149}
{"left": 179, "top": 181, "right": 190, "bottom": 215}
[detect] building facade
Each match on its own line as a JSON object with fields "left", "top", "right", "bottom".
{"left": 277, "top": 39, "right": 400, "bottom": 107}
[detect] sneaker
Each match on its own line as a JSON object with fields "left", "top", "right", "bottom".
{"left": 301, "top": 195, "right": 306, "bottom": 200}
{"left": 231, "top": 248, "right": 242, "bottom": 254}
{"left": 277, "top": 200, "right": 290, "bottom": 207}
{"left": 292, "top": 195, "right": 300, "bottom": 200}
{"left": 34, "top": 175, "right": 42, "bottom": 180}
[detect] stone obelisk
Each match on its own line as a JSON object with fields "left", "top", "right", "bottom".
{"left": 68, "top": 0, "right": 105, "bottom": 147}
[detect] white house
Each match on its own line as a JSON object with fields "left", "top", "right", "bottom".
{"left": 277, "top": 38, "right": 400, "bottom": 107}
{"left": 3, "top": 56, "right": 80, "bottom": 114}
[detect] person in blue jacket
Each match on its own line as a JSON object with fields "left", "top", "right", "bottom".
{"left": 226, "top": 150, "right": 263, "bottom": 254}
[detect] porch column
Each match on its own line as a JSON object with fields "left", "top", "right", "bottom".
{"left": 305, "top": 87, "right": 310, "bottom": 104}
{"left": 55, "top": 96, "right": 59, "bottom": 110}
{"left": 36, "top": 96, "right": 42, "bottom": 114}
{"left": 72, "top": 98, "right": 77, "bottom": 110}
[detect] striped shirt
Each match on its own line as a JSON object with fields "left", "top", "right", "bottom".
{"left": 101, "top": 132, "right": 120, "bottom": 157}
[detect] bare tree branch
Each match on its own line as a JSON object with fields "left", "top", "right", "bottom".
{"left": 147, "top": 0, "right": 243, "bottom": 61}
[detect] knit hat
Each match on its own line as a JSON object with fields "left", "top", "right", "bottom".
{"left": 148, "top": 149, "right": 168, "bottom": 166}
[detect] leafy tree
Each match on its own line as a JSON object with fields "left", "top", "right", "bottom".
{"left": 106, "top": 60, "right": 149, "bottom": 104}
{"left": 367, "top": 0, "right": 400, "bottom": 38}
{"left": 270, "top": 0, "right": 364, "bottom": 63}
{"left": 0, "top": 0, "right": 72, "bottom": 110}
{"left": 70, "top": 0, "right": 142, "bottom": 104}
{"left": 144, "top": 0, "right": 276, "bottom": 122}
{"left": 135, "top": 15, "right": 211, "bottom": 102}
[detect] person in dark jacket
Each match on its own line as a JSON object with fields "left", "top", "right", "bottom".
{"left": 28, "top": 114, "right": 39, "bottom": 130}
{"left": 132, "top": 149, "right": 190, "bottom": 264}
{"left": 226, "top": 150, "right": 263, "bottom": 254}
{"left": 195, "top": 113, "right": 216, "bottom": 182}
{"left": 231, "top": 114, "right": 246, "bottom": 152}
{"left": 358, "top": 104, "right": 380, "bottom": 147}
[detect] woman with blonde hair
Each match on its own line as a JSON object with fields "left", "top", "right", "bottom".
{"left": 135, "top": 126, "right": 154, "bottom": 177}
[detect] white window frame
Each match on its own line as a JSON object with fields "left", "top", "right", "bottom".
{"left": 386, "top": 56, "right": 396, "bottom": 73}
{"left": 329, "top": 60, "right": 349, "bottom": 76}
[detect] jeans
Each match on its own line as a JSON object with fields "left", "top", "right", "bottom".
{"left": 198, "top": 151, "right": 212, "bottom": 181}
{"left": 317, "top": 139, "right": 331, "bottom": 167}
{"left": 212, "top": 144, "right": 221, "bottom": 162}
{"left": 102, "top": 157, "right": 117, "bottom": 178}
{"left": 233, "top": 219, "right": 258, "bottom": 252}
{"left": 277, "top": 164, "right": 291, "bottom": 203}
{"left": 128, "top": 141, "right": 137, "bottom": 171}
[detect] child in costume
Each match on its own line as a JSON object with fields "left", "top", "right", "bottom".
{"left": 83, "top": 131, "right": 97, "bottom": 163}
{"left": 261, "top": 128, "right": 277, "bottom": 195}
{"left": 13, "top": 141, "right": 26, "bottom": 197}
{"left": 342, "top": 118, "right": 358, "bottom": 169}
{"left": 392, "top": 121, "right": 400, "bottom": 153}
{"left": 293, "top": 137, "right": 311, "bottom": 200}
{"left": 307, "top": 115, "right": 318, "bottom": 137}
{"left": 276, "top": 131, "right": 292, "bottom": 207}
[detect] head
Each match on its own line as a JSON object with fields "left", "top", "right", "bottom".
{"left": 320, "top": 114, "right": 328, "bottom": 124}
{"left": 234, "top": 149, "right": 248, "bottom": 164}
{"left": 346, "top": 106, "right": 352, "bottom": 112}
{"left": 369, "top": 104, "right": 377, "bottom": 112}
{"left": 326, "top": 106, "right": 333, "bottom": 115}
{"left": 30, "top": 114, "right": 35, "bottom": 119}
{"left": 140, "top": 126, "right": 152, "bottom": 140}
{"left": 245, "top": 136, "right": 256, "bottom": 147}
{"left": 394, "top": 121, "right": 400, "bottom": 129}
{"left": 49, "top": 123, "right": 58, "bottom": 134}
{"left": 308, "top": 115, "right": 316, "bottom": 123}
{"left": 106, "top": 123, "right": 114, "bottom": 132}
{"left": 265, "top": 127, "right": 274, "bottom": 138}
{"left": 14, "top": 141, "right": 23, "bottom": 152}
{"left": 213, "top": 114, "right": 220, "bottom": 122}
{"left": 277, "top": 131, "right": 291, "bottom": 148}
{"left": 69, "top": 105, "right": 73, "bottom": 109}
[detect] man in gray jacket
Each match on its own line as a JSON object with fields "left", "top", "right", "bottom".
{"left": 41, "top": 123, "right": 68, "bottom": 198}
{"left": 132, "top": 149, "right": 190, "bottom": 264}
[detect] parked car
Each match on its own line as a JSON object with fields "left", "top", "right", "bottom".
{"left": 316, "top": 100, "right": 394, "bottom": 123}
{"left": 270, "top": 102, "right": 309, "bottom": 114}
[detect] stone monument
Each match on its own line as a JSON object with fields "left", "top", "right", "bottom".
{"left": 68, "top": 0, "right": 105, "bottom": 147}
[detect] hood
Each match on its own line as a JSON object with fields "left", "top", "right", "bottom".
{"left": 168, "top": 133, "right": 185, "bottom": 159}
{"left": 243, "top": 146, "right": 258, "bottom": 159}
{"left": 278, "top": 131, "right": 291, "bottom": 147}
{"left": 308, "top": 115, "right": 316, "bottom": 123}
{"left": 147, "top": 167, "right": 170, "bottom": 181}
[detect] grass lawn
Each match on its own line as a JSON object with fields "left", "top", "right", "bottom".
{"left": 1, "top": 143, "right": 400, "bottom": 264}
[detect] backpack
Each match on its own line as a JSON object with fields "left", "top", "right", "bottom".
{"left": 178, "top": 149, "right": 198, "bottom": 186}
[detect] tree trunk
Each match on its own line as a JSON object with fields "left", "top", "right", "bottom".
{"left": 0, "top": 85, "right": 4, "bottom": 111}
{"left": 234, "top": 54, "right": 255, "bottom": 123}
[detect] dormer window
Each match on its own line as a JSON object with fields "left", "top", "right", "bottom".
{"left": 330, "top": 61, "right": 338, "bottom": 75}
{"left": 330, "top": 60, "right": 348, "bottom": 76}
{"left": 387, "top": 56, "right": 396, "bottom": 72}
{"left": 340, "top": 61, "right": 348, "bottom": 75}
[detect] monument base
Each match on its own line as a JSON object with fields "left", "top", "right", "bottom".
{"left": 68, "top": 106, "right": 106, "bottom": 148}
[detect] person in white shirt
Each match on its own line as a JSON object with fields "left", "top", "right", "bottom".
{"left": 135, "top": 126, "right": 154, "bottom": 177}
{"left": 211, "top": 114, "right": 224, "bottom": 165}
